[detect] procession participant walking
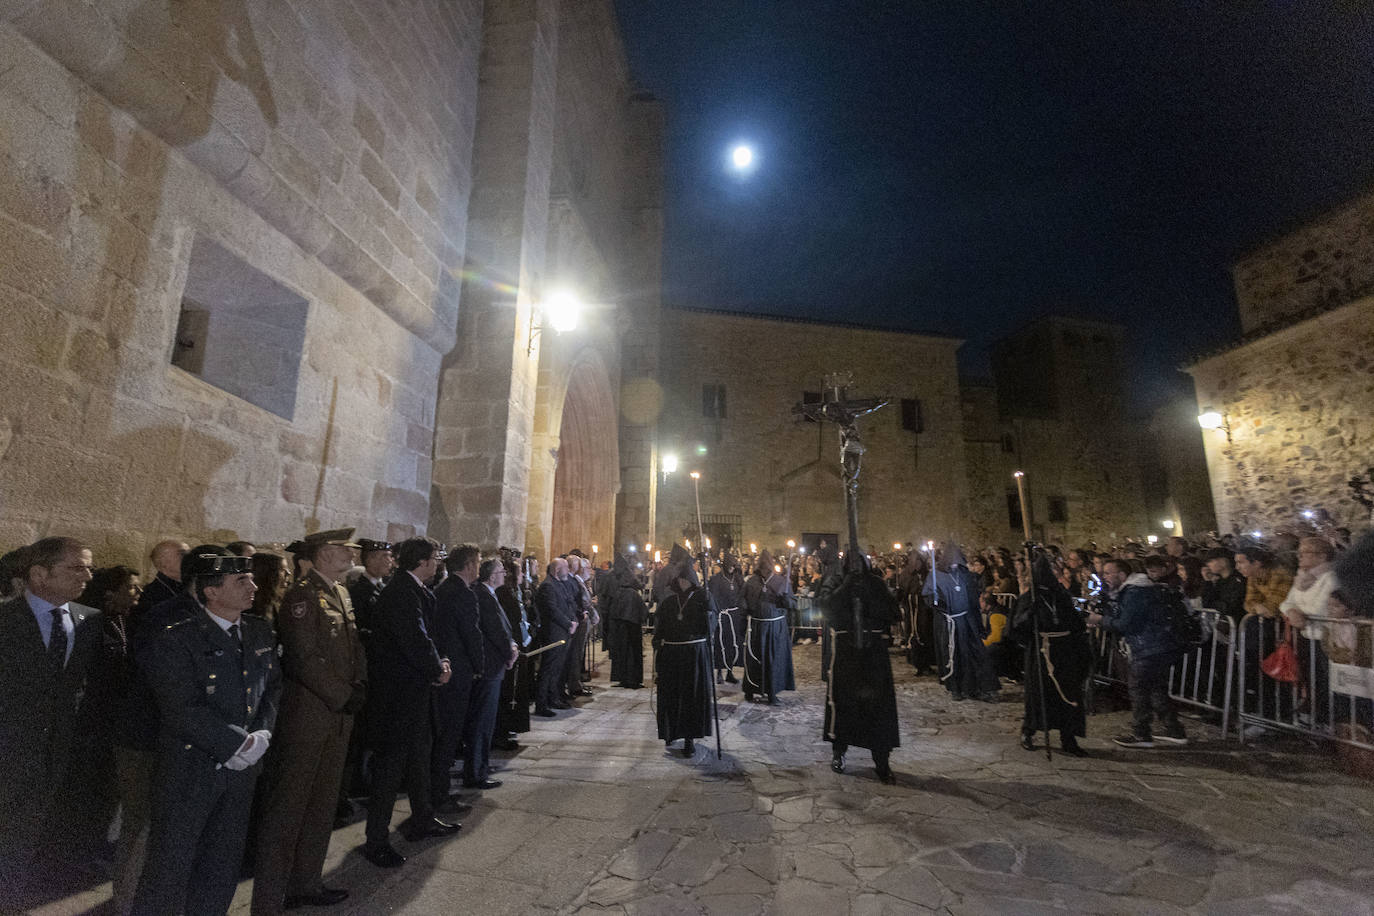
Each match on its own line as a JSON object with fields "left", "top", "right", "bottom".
{"left": 605, "top": 554, "right": 647, "bottom": 688}
{"left": 924, "top": 543, "right": 1000, "bottom": 702}
{"left": 251, "top": 529, "right": 366, "bottom": 913}
{"left": 653, "top": 545, "right": 714, "bottom": 758}
{"left": 707, "top": 553, "right": 745, "bottom": 684}
{"left": 818, "top": 551, "right": 900, "bottom": 783}
{"left": 742, "top": 550, "right": 795, "bottom": 704}
{"left": 1012, "top": 555, "right": 1092, "bottom": 757}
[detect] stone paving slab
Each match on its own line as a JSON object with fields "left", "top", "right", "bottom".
{"left": 29, "top": 641, "right": 1374, "bottom": 915}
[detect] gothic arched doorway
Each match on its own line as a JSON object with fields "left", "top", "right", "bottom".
{"left": 545, "top": 354, "right": 618, "bottom": 560}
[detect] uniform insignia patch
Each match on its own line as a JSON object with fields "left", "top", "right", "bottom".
{"left": 291, "top": 601, "right": 308, "bottom": 619}
{"left": 206, "top": 685, "right": 216, "bottom": 694}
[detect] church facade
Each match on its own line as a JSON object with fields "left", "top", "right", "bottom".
{"left": 2, "top": 2, "right": 1153, "bottom": 564}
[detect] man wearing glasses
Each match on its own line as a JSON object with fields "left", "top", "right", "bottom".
{"left": 0, "top": 537, "right": 101, "bottom": 889}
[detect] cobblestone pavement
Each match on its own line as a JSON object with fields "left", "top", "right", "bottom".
{"left": 38, "top": 643, "right": 1374, "bottom": 915}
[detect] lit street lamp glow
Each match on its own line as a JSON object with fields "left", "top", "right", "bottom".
{"left": 1197, "top": 411, "right": 1224, "bottom": 430}
{"left": 1161, "top": 520, "right": 1175, "bottom": 530}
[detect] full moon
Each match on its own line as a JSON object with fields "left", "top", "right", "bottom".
{"left": 731, "top": 145, "right": 754, "bottom": 169}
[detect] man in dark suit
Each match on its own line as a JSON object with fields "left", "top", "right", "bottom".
{"left": 134, "top": 539, "right": 188, "bottom": 614}
{"left": 534, "top": 558, "right": 577, "bottom": 716}
{"left": 362, "top": 538, "right": 459, "bottom": 869}
{"left": 252, "top": 529, "right": 367, "bottom": 913}
{"left": 467, "top": 559, "right": 518, "bottom": 789}
{"left": 0, "top": 537, "right": 101, "bottom": 890}
{"left": 429, "top": 544, "right": 483, "bottom": 813}
{"left": 131, "top": 552, "right": 282, "bottom": 916}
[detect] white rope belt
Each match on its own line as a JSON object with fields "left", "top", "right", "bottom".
{"left": 743, "top": 613, "right": 787, "bottom": 690}
{"left": 662, "top": 638, "right": 707, "bottom": 645}
{"left": 1038, "top": 631, "right": 1078, "bottom": 707}
{"left": 717, "top": 609, "right": 740, "bottom": 669}
{"left": 832, "top": 629, "right": 888, "bottom": 635}
{"left": 752, "top": 615, "right": 786, "bottom": 622}
{"left": 942, "top": 611, "right": 968, "bottom": 618}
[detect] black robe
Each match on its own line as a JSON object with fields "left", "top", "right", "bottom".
{"left": 819, "top": 569, "right": 900, "bottom": 752}
{"left": 742, "top": 573, "right": 796, "bottom": 698}
{"left": 653, "top": 587, "right": 713, "bottom": 741}
{"left": 606, "top": 574, "right": 646, "bottom": 688}
{"left": 1012, "top": 587, "right": 1092, "bottom": 737}
{"left": 924, "top": 565, "right": 999, "bottom": 699}
{"left": 708, "top": 571, "right": 745, "bottom": 671}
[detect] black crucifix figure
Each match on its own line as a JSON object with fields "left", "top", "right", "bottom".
{"left": 792, "top": 373, "right": 890, "bottom": 648}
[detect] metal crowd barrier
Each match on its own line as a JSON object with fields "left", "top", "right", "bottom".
{"left": 1168, "top": 609, "right": 1234, "bottom": 723}
{"left": 1235, "top": 613, "right": 1374, "bottom": 751}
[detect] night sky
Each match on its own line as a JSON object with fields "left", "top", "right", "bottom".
{"left": 613, "top": 2, "right": 1374, "bottom": 409}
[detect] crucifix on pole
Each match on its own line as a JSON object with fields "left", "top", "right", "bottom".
{"left": 792, "top": 372, "right": 889, "bottom": 648}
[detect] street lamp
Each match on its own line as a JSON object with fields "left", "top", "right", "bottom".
{"left": 526, "top": 289, "right": 581, "bottom": 356}
{"left": 1161, "top": 520, "right": 1175, "bottom": 530}
{"left": 1197, "top": 409, "right": 1232, "bottom": 443}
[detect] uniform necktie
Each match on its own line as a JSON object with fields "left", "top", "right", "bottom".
{"left": 228, "top": 623, "right": 243, "bottom": 660}
{"left": 47, "top": 608, "right": 67, "bottom": 668}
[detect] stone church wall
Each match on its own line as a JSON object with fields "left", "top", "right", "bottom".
{"left": 1190, "top": 296, "right": 1374, "bottom": 534}
{"left": 0, "top": 1, "right": 483, "bottom": 564}
{"left": 1233, "top": 186, "right": 1374, "bottom": 334}
{"left": 653, "top": 307, "right": 967, "bottom": 552}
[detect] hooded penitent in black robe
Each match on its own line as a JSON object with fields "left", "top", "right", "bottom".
{"left": 742, "top": 551, "right": 796, "bottom": 701}
{"left": 923, "top": 543, "right": 1000, "bottom": 700}
{"left": 606, "top": 555, "right": 647, "bottom": 688}
{"left": 1012, "top": 559, "right": 1092, "bottom": 738}
{"left": 708, "top": 562, "right": 745, "bottom": 673}
{"left": 819, "top": 559, "right": 900, "bottom": 753}
{"left": 654, "top": 547, "right": 713, "bottom": 742}
{"left": 897, "top": 554, "right": 938, "bottom": 675}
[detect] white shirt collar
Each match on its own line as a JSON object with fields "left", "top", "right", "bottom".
{"left": 205, "top": 609, "right": 237, "bottom": 633}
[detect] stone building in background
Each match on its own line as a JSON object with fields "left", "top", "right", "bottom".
{"left": 0, "top": 0, "right": 661, "bottom": 565}
{"left": 1189, "top": 188, "right": 1374, "bottom": 535}
{"left": 962, "top": 316, "right": 1150, "bottom": 547}
{"left": 649, "top": 307, "right": 967, "bottom": 553}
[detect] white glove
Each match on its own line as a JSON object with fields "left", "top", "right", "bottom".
{"left": 224, "top": 730, "right": 271, "bottom": 770}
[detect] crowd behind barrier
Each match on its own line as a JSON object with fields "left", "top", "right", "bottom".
{"left": 3, "top": 518, "right": 1372, "bottom": 913}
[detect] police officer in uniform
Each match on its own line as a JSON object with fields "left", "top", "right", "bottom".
{"left": 131, "top": 552, "right": 281, "bottom": 916}
{"left": 252, "top": 530, "right": 366, "bottom": 913}
{"left": 346, "top": 539, "right": 394, "bottom": 639}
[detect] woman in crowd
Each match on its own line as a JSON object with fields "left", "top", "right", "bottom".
{"left": 1176, "top": 555, "right": 1205, "bottom": 608}
{"left": 981, "top": 588, "right": 1021, "bottom": 681}
{"left": 967, "top": 553, "right": 993, "bottom": 590}
{"left": 250, "top": 551, "right": 292, "bottom": 625}
{"left": 1236, "top": 547, "right": 1294, "bottom": 618}
{"left": 77, "top": 566, "right": 144, "bottom": 910}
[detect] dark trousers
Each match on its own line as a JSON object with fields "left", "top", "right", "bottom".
{"left": 1128, "top": 653, "right": 1183, "bottom": 739}
{"left": 566, "top": 621, "right": 588, "bottom": 692}
{"left": 132, "top": 763, "right": 259, "bottom": 916}
{"left": 366, "top": 716, "right": 434, "bottom": 846}
{"left": 252, "top": 723, "right": 352, "bottom": 913}
{"left": 536, "top": 640, "right": 569, "bottom": 711}
{"left": 462, "top": 676, "right": 502, "bottom": 784}
{"left": 429, "top": 682, "right": 471, "bottom": 807}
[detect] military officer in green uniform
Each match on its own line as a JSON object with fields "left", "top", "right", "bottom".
{"left": 131, "top": 552, "right": 280, "bottom": 916}
{"left": 252, "top": 529, "right": 367, "bottom": 913}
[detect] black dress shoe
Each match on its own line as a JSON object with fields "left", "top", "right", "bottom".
{"left": 401, "top": 817, "right": 461, "bottom": 840}
{"left": 284, "top": 887, "right": 349, "bottom": 909}
{"left": 766, "top": 695, "right": 780, "bottom": 706}
{"left": 534, "top": 706, "right": 556, "bottom": 717}
{"left": 362, "top": 843, "right": 406, "bottom": 868}
{"left": 552, "top": 701, "right": 572, "bottom": 710}
{"left": 831, "top": 753, "right": 846, "bottom": 774}
{"left": 725, "top": 671, "right": 738, "bottom": 684}
{"left": 1020, "top": 732, "right": 1036, "bottom": 752}
{"left": 875, "top": 762, "right": 895, "bottom": 784}
{"left": 682, "top": 738, "right": 695, "bottom": 757}
{"left": 462, "top": 778, "right": 502, "bottom": 790}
